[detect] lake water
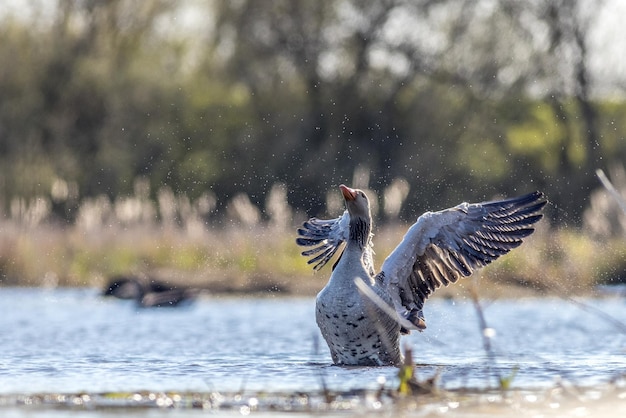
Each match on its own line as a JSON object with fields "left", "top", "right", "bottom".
{"left": 1, "top": 287, "right": 626, "bottom": 416}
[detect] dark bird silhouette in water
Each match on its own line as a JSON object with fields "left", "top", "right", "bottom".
{"left": 102, "top": 275, "right": 198, "bottom": 308}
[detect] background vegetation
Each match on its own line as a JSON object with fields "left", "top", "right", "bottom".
{"left": 0, "top": 0, "right": 625, "bottom": 291}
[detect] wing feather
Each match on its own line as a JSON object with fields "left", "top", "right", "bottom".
{"left": 295, "top": 211, "right": 350, "bottom": 271}
{"left": 382, "top": 191, "right": 547, "bottom": 331}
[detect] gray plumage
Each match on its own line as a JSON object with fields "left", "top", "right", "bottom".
{"left": 297, "top": 185, "right": 547, "bottom": 366}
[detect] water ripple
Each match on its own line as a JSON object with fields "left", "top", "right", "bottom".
{"left": 0, "top": 288, "right": 625, "bottom": 395}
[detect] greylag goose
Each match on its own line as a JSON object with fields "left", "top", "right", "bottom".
{"left": 297, "top": 185, "right": 546, "bottom": 366}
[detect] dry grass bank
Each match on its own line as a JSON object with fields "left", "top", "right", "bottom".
{"left": 0, "top": 218, "right": 624, "bottom": 298}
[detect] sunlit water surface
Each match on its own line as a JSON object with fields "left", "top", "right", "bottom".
{"left": 1, "top": 287, "right": 625, "bottom": 397}
{"left": 0, "top": 288, "right": 626, "bottom": 394}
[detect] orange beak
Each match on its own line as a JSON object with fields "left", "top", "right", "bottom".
{"left": 339, "top": 184, "right": 357, "bottom": 201}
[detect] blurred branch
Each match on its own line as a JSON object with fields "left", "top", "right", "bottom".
{"left": 597, "top": 169, "right": 626, "bottom": 215}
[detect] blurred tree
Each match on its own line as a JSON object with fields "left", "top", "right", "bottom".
{"left": 207, "top": 0, "right": 498, "bottom": 215}
{"left": 0, "top": 0, "right": 624, "bottom": 226}
{"left": 0, "top": 1, "right": 176, "bottom": 206}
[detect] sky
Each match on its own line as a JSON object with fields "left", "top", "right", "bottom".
{"left": 587, "top": 0, "right": 626, "bottom": 97}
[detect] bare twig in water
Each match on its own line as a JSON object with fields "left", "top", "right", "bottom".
{"left": 468, "top": 284, "right": 519, "bottom": 390}
{"left": 310, "top": 332, "right": 333, "bottom": 404}
{"left": 354, "top": 277, "right": 441, "bottom": 394}
{"left": 548, "top": 281, "right": 626, "bottom": 335}
{"left": 530, "top": 171, "right": 626, "bottom": 345}
{"left": 467, "top": 285, "right": 499, "bottom": 389}
{"left": 567, "top": 295, "right": 626, "bottom": 333}
{"left": 355, "top": 277, "right": 416, "bottom": 365}
{"left": 317, "top": 367, "right": 334, "bottom": 404}
{"left": 237, "top": 376, "right": 248, "bottom": 397}
{"left": 354, "top": 277, "right": 415, "bottom": 331}
{"left": 597, "top": 169, "right": 626, "bottom": 214}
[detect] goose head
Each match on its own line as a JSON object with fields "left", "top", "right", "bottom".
{"left": 339, "top": 184, "right": 372, "bottom": 247}
{"left": 340, "top": 184, "right": 370, "bottom": 218}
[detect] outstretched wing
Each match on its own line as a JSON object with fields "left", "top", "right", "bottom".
{"left": 296, "top": 211, "right": 350, "bottom": 271}
{"left": 380, "top": 191, "right": 547, "bottom": 331}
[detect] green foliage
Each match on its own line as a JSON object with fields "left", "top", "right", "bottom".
{"left": 499, "top": 366, "right": 519, "bottom": 391}
{"left": 506, "top": 102, "right": 587, "bottom": 174}
{"left": 507, "top": 104, "right": 567, "bottom": 173}
{"left": 397, "top": 363, "right": 414, "bottom": 396}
